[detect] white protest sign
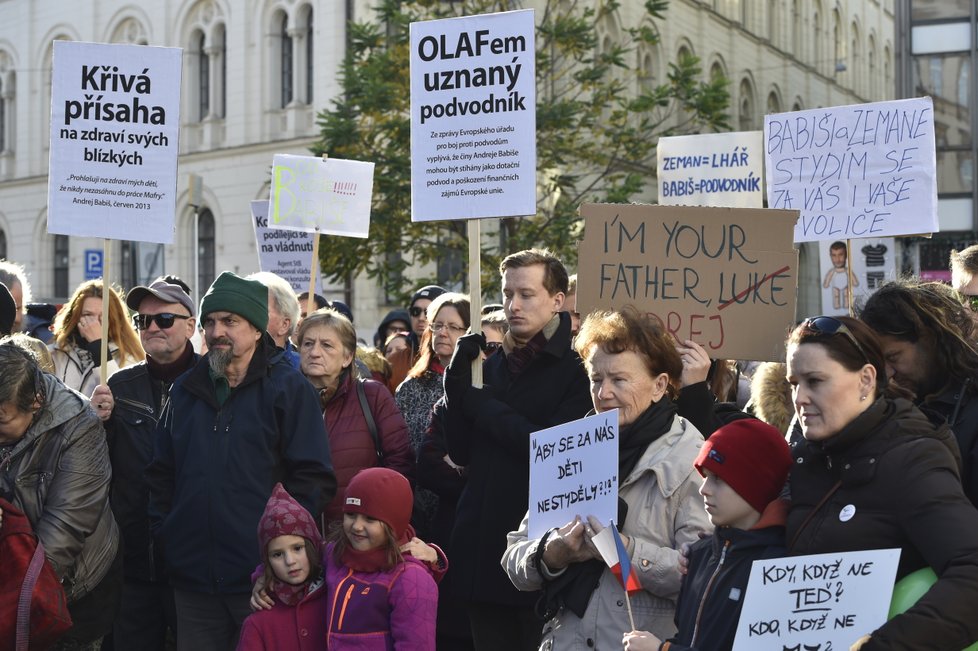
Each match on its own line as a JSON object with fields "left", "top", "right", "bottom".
{"left": 765, "top": 97, "right": 937, "bottom": 242}
{"left": 733, "top": 548, "right": 901, "bottom": 651}
{"left": 658, "top": 132, "right": 764, "bottom": 208}
{"left": 47, "top": 41, "right": 182, "bottom": 244}
{"left": 251, "top": 200, "right": 317, "bottom": 293}
{"left": 269, "top": 154, "right": 375, "bottom": 238}
{"left": 528, "top": 410, "right": 619, "bottom": 539}
{"left": 410, "top": 9, "right": 536, "bottom": 222}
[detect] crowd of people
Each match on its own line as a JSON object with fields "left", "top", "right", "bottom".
{"left": 3, "top": 243, "right": 978, "bottom": 650}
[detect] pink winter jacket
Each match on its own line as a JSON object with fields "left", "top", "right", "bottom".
{"left": 322, "top": 373, "right": 414, "bottom": 523}
{"left": 324, "top": 543, "right": 438, "bottom": 650}
{"left": 237, "top": 582, "right": 327, "bottom": 651}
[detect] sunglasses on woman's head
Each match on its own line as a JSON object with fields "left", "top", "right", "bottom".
{"left": 132, "top": 313, "right": 191, "bottom": 330}
{"left": 801, "top": 316, "right": 870, "bottom": 364}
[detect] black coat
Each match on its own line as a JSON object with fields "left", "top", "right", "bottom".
{"left": 440, "top": 312, "right": 592, "bottom": 607}
{"left": 787, "top": 397, "right": 978, "bottom": 650}
{"left": 105, "top": 348, "right": 197, "bottom": 583}
{"left": 923, "top": 378, "right": 978, "bottom": 509}
{"left": 667, "top": 506, "right": 787, "bottom": 651}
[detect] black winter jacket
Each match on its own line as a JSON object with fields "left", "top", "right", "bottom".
{"left": 440, "top": 312, "right": 592, "bottom": 607}
{"left": 146, "top": 335, "right": 336, "bottom": 594}
{"left": 787, "top": 397, "right": 978, "bottom": 650}
{"left": 923, "top": 378, "right": 978, "bottom": 509}
{"left": 665, "top": 502, "right": 786, "bottom": 651}
{"left": 105, "top": 345, "right": 198, "bottom": 583}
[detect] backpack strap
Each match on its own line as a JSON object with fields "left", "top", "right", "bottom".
{"left": 16, "top": 539, "right": 46, "bottom": 651}
{"left": 356, "top": 379, "right": 384, "bottom": 462}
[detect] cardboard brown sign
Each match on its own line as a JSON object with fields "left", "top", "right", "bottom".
{"left": 577, "top": 203, "right": 799, "bottom": 361}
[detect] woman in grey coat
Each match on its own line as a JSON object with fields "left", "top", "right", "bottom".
{"left": 502, "top": 308, "right": 711, "bottom": 650}
{"left": 0, "top": 338, "right": 121, "bottom": 650}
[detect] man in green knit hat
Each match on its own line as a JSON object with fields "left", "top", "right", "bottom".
{"left": 147, "top": 271, "right": 336, "bottom": 650}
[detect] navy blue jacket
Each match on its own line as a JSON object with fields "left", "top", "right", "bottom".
{"left": 146, "top": 335, "right": 336, "bottom": 594}
{"left": 666, "top": 504, "right": 787, "bottom": 651}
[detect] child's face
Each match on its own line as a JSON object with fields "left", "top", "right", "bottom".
{"left": 268, "top": 534, "right": 311, "bottom": 585}
{"left": 699, "top": 469, "right": 759, "bottom": 530}
{"left": 343, "top": 512, "right": 387, "bottom": 551}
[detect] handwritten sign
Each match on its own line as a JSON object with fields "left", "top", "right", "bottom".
{"left": 269, "top": 154, "right": 374, "bottom": 238}
{"left": 250, "top": 200, "right": 317, "bottom": 293}
{"left": 658, "top": 132, "right": 764, "bottom": 208}
{"left": 47, "top": 41, "right": 182, "bottom": 244}
{"left": 577, "top": 203, "right": 799, "bottom": 362}
{"left": 733, "top": 549, "right": 901, "bottom": 651}
{"left": 410, "top": 9, "right": 536, "bottom": 222}
{"left": 765, "top": 97, "right": 937, "bottom": 242}
{"left": 528, "top": 410, "right": 619, "bottom": 539}
{"left": 816, "top": 238, "right": 896, "bottom": 317}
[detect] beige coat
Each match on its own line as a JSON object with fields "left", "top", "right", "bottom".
{"left": 502, "top": 414, "right": 712, "bottom": 650}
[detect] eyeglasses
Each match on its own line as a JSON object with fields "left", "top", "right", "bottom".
{"left": 409, "top": 306, "right": 426, "bottom": 318}
{"left": 802, "top": 316, "right": 870, "bottom": 364}
{"left": 485, "top": 341, "right": 502, "bottom": 353}
{"left": 132, "top": 313, "right": 190, "bottom": 330}
{"left": 429, "top": 322, "right": 467, "bottom": 335}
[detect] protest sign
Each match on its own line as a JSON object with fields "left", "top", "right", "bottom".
{"left": 528, "top": 410, "right": 619, "bottom": 540}
{"left": 658, "top": 132, "right": 764, "bottom": 208}
{"left": 47, "top": 41, "right": 182, "bottom": 244}
{"left": 577, "top": 203, "right": 799, "bottom": 362}
{"left": 733, "top": 548, "right": 901, "bottom": 651}
{"left": 410, "top": 9, "right": 536, "bottom": 222}
{"left": 269, "top": 154, "right": 375, "bottom": 238}
{"left": 765, "top": 97, "right": 937, "bottom": 242}
{"left": 816, "top": 237, "right": 896, "bottom": 317}
{"left": 251, "top": 201, "right": 317, "bottom": 293}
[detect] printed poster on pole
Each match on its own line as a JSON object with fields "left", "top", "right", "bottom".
{"left": 268, "top": 154, "right": 375, "bottom": 238}
{"left": 410, "top": 9, "right": 536, "bottom": 222}
{"left": 47, "top": 41, "right": 182, "bottom": 244}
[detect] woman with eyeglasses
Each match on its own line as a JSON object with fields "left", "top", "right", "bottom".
{"left": 0, "top": 338, "right": 122, "bottom": 650}
{"left": 786, "top": 315, "right": 978, "bottom": 649}
{"left": 396, "top": 293, "right": 470, "bottom": 538}
{"left": 296, "top": 308, "right": 414, "bottom": 527}
{"left": 49, "top": 280, "right": 143, "bottom": 398}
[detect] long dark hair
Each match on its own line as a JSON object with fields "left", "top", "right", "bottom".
{"left": 787, "top": 316, "right": 911, "bottom": 400}
{"left": 860, "top": 280, "right": 978, "bottom": 398}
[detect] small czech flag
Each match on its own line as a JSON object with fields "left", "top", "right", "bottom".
{"left": 592, "top": 521, "right": 642, "bottom": 595}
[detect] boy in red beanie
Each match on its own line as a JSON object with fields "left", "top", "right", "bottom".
{"left": 624, "top": 419, "right": 793, "bottom": 651}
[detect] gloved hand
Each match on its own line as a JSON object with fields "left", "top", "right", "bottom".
{"left": 448, "top": 333, "right": 486, "bottom": 372}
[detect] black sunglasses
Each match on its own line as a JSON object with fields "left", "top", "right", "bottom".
{"left": 408, "top": 306, "right": 425, "bottom": 317}
{"left": 485, "top": 341, "right": 502, "bottom": 353}
{"left": 802, "top": 316, "right": 870, "bottom": 364}
{"left": 132, "top": 313, "right": 190, "bottom": 330}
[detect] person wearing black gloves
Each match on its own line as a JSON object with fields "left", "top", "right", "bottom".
{"left": 436, "top": 248, "right": 591, "bottom": 651}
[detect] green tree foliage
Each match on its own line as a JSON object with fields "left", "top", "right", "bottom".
{"left": 313, "top": 0, "right": 730, "bottom": 300}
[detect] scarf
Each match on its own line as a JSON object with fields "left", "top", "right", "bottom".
{"left": 268, "top": 570, "right": 322, "bottom": 607}
{"left": 617, "top": 396, "right": 678, "bottom": 482}
{"left": 146, "top": 341, "right": 196, "bottom": 383}
{"left": 339, "top": 524, "right": 416, "bottom": 573}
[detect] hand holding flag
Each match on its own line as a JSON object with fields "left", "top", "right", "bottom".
{"left": 590, "top": 517, "right": 641, "bottom": 630}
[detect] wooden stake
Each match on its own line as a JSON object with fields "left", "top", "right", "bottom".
{"left": 467, "top": 219, "right": 483, "bottom": 388}
{"left": 308, "top": 228, "right": 321, "bottom": 316}
{"left": 99, "top": 238, "right": 111, "bottom": 385}
{"left": 846, "top": 238, "right": 855, "bottom": 317}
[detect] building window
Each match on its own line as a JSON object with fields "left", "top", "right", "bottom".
{"left": 198, "top": 32, "right": 210, "bottom": 120}
{"left": 305, "top": 10, "right": 314, "bottom": 104}
{"left": 281, "top": 18, "right": 293, "bottom": 108}
{"left": 767, "top": 91, "right": 781, "bottom": 114}
{"left": 0, "top": 228, "right": 6, "bottom": 259}
{"left": 120, "top": 241, "right": 136, "bottom": 290}
{"left": 739, "top": 79, "right": 755, "bottom": 131}
{"left": 197, "top": 209, "right": 216, "bottom": 293}
{"left": 959, "top": 59, "right": 970, "bottom": 109}
{"left": 54, "top": 235, "right": 69, "bottom": 298}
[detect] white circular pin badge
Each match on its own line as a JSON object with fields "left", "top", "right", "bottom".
{"left": 839, "top": 504, "right": 856, "bottom": 522}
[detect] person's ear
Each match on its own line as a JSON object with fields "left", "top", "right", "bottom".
{"left": 650, "top": 372, "right": 670, "bottom": 402}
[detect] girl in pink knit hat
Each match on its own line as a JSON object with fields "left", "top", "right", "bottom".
{"left": 246, "top": 471, "right": 445, "bottom": 650}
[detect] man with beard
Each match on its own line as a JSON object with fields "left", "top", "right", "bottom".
{"left": 860, "top": 279, "right": 978, "bottom": 507}
{"left": 147, "top": 271, "right": 336, "bottom": 650}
